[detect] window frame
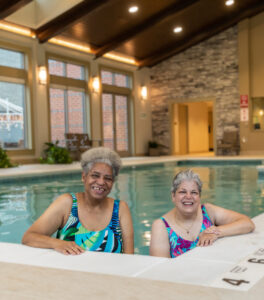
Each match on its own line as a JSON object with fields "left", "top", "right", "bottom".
{"left": 0, "top": 42, "right": 34, "bottom": 155}
{"left": 251, "top": 97, "right": 264, "bottom": 132}
{"left": 99, "top": 65, "right": 134, "bottom": 156}
{"left": 46, "top": 53, "right": 91, "bottom": 144}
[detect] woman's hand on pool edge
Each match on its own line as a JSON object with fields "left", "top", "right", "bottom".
{"left": 203, "top": 225, "right": 221, "bottom": 235}
{"left": 54, "top": 240, "right": 85, "bottom": 255}
{"left": 197, "top": 231, "right": 218, "bottom": 247}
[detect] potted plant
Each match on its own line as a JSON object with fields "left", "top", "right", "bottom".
{"left": 0, "top": 147, "right": 15, "bottom": 168}
{"left": 40, "top": 141, "right": 72, "bottom": 164}
{"left": 148, "top": 141, "right": 159, "bottom": 156}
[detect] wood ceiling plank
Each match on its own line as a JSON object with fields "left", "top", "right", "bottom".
{"left": 139, "top": 0, "right": 264, "bottom": 67}
{"left": 36, "top": 0, "right": 110, "bottom": 43}
{"left": 94, "top": 0, "right": 200, "bottom": 59}
{"left": 0, "top": 0, "right": 32, "bottom": 19}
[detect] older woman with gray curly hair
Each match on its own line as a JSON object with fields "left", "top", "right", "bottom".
{"left": 22, "top": 147, "right": 134, "bottom": 255}
{"left": 150, "top": 169, "right": 255, "bottom": 258}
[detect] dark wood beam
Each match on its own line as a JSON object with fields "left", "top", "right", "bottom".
{"left": 94, "top": 0, "right": 200, "bottom": 59}
{"left": 36, "top": 0, "right": 109, "bottom": 43}
{"left": 139, "top": 0, "right": 264, "bottom": 68}
{"left": 0, "top": 0, "right": 32, "bottom": 19}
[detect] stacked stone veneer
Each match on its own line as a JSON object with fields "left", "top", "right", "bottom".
{"left": 150, "top": 26, "right": 239, "bottom": 154}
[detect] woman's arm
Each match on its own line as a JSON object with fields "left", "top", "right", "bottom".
{"left": 150, "top": 219, "right": 171, "bottom": 258}
{"left": 119, "top": 200, "right": 134, "bottom": 254}
{"left": 22, "top": 193, "right": 84, "bottom": 255}
{"left": 198, "top": 203, "right": 255, "bottom": 247}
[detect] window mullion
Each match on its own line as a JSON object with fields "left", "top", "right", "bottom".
{"left": 64, "top": 89, "right": 69, "bottom": 133}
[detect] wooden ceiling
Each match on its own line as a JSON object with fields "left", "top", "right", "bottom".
{"left": 0, "top": 0, "right": 32, "bottom": 19}
{"left": 2, "top": 0, "right": 264, "bottom": 67}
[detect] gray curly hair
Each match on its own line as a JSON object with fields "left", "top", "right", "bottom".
{"left": 81, "top": 147, "right": 122, "bottom": 178}
{"left": 171, "top": 169, "right": 203, "bottom": 195}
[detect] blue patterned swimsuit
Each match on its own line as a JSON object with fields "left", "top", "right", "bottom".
{"left": 161, "top": 204, "right": 213, "bottom": 258}
{"left": 57, "top": 193, "right": 123, "bottom": 253}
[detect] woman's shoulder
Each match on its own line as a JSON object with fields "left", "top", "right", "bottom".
{"left": 151, "top": 218, "right": 169, "bottom": 236}
{"left": 203, "top": 202, "right": 224, "bottom": 213}
{"left": 153, "top": 211, "right": 172, "bottom": 227}
{"left": 52, "top": 193, "right": 74, "bottom": 209}
{"left": 116, "top": 199, "right": 130, "bottom": 213}
{"left": 203, "top": 202, "right": 218, "bottom": 211}
{"left": 203, "top": 203, "right": 222, "bottom": 223}
{"left": 55, "top": 192, "right": 74, "bottom": 202}
{"left": 37, "top": 193, "right": 73, "bottom": 223}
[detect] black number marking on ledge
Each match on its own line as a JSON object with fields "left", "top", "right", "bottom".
{"left": 222, "top": 278, "right": 250, "bottom": 286}
{"left": 248, "top": 258, "right": 264, "bottom": 264}
{"left": 254, "top": 248, "right": 264, "bottom": 256}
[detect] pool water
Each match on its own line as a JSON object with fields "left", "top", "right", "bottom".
{"left": 0, "top": 163, "right": 264, "bottom": 255}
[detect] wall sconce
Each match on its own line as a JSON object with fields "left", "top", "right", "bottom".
{"left": 38, "top": 66, "right": 47, "bottom": 85}
{"left": 92, "top": 77, "right": 100, "bottom": 93}
{"left": 140, "top": 86, "right": 148, "bottom": 100}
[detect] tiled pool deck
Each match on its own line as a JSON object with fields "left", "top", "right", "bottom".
{"left": 1, "top": 154, "right": 264, "bottom": 299}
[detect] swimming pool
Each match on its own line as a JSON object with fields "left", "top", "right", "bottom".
{"left": 0, "top": 161, "right": 264, "bottom": 255}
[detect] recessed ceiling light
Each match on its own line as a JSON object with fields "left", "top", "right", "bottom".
{"left": 173, "top": 26, "right": 183, "bottom": 34}
{"left": 225, "top": 0, "right": 234, "bottom": 6}
{"left": 129, "top": 6, "right": 138, "bottom": 13}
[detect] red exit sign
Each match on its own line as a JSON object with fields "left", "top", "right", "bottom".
{"left": 240, "top": 95, "right": 249, "bottom": 108}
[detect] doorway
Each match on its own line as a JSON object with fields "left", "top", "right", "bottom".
{"left": 102, "top": 93, "right": 130, "bottom": 156}
{"left": 171, "top": 100, "right": 214, "bottom": 155}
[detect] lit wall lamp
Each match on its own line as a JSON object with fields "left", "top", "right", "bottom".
{"left": 140, "top": 86, "right": 148, "bottom": 100}
{"left": 38, "top": 66, "right": 47, "bottom": 85}
{"left": 92, "top": 77, "right": 100, "bottom": 93}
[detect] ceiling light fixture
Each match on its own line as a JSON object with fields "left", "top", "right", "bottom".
{"left": 129, "top": 6, "right": 138, "bottom": 13}
{"left": 103, "top": 52, "right": 137, "bottom": 65}
{"left": 225, "top": 0, "right": 234, "bottom": 6}
{"left": 49, "top": 38, "right": 91, "bottom": 53}
{"left": 173, "top": 26, "right": 183, "bottom": 34}
{"left": 0, "top": 21, "right": 35, "bottom": 38}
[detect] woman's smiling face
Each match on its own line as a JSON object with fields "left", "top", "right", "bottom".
{"left": 172, "top": 180, "right": 201, "bottom": 215}
{"left": 82, "top": 162, "right": 114, "bottom": 200}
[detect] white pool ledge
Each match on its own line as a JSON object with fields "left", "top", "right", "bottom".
{"left": 1, "top": 213, "right": 264, "bottom": 299}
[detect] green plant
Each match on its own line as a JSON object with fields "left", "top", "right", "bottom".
{"left": 148, "top": 140, "right": 158, "bottom": 148}
{"left": 40, "top": 141, "right": 72, "bottom": 164}
{"left": 0, "top": 147, "right": 14, "bottom": 168}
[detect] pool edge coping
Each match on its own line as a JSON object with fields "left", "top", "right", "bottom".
{"left": 0, "top": 156, "right": 264, "bottom": 183}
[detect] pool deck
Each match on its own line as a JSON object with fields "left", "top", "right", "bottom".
{"left": 1, "top": 154, "right": 264, "bottom": 299}
{"left": 0, "top": 153, "right": 264, "bottom": 181}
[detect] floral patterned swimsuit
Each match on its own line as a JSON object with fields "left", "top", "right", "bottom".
{"left": 161, "top": 204, "right": 213, "bottom": 258}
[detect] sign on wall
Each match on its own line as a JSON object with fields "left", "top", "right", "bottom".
{"left": 240, "top": 95, "right": 249, "bottom": 122}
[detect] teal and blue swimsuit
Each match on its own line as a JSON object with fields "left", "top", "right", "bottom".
{"left": 57, "top": 193, "right": 123, "bottom": 253}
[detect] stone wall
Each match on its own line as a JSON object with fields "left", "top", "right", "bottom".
{"left": 150, "top": 26, "right": 239, "bottom": 154}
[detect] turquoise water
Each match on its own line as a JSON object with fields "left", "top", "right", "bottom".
{"left": 0, "top": 162, "right": 264, "bottom": 255}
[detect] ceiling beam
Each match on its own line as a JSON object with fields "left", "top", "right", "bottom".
{"left": 94, "top": 0, "right": 199, "bottom": 59}
{"left": 0, "top": 0, "right": 32, "bottom": 19}
{"left": 35, "top": 0, "right": 109, "bottom": 43}
{"left": 139, "top": 0, "right": 264, "bottom": 68}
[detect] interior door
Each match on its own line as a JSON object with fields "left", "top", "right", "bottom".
{"left": 102, "top": 93, "right": 130, "bottom": 156}
{"left": 178, "top": 104, "right": 188, "bottom": 154}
